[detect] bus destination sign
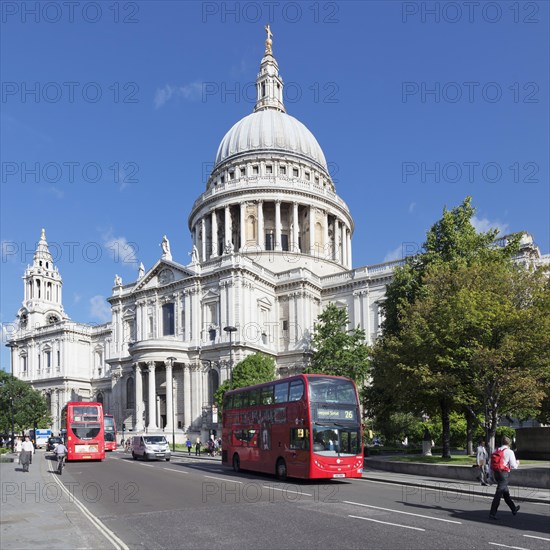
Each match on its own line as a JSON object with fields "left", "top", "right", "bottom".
{"left": 315, "top": 408, "right": 356, "bottom": 421}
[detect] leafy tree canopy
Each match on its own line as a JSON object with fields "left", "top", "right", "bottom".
{"left": 304, "top": 303, "right": 370, "bottom": 385}
{"left": 214, "top": 353, "right": 277, "bottom": 408}
{"left": 0, "top": 371, "right": 51, "bottom": 434}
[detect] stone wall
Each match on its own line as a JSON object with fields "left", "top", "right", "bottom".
{"left": 516, "top": 427, "right": 550, "bottom": 460}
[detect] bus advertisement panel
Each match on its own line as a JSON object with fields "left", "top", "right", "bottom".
{"left": 104, "top": 414, "right": 117, "bottom": 451}
{"left": 62, "top": 402, "right": 105, "bottom": 461}
{"left": 222, "top": 374, "right": 363, "bottom": 480}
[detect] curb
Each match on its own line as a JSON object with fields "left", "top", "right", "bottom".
{"left": 360, "top": 474, "right": 549, "bottom": 504}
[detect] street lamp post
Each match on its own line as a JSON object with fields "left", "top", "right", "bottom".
{"left": 9, "top": 395, "right": 15, "bottom": 453}
{"left": 166, "top": 356, "right": 177, "bottom": 452}
{"left": 223, "top": 326, "right": 237, "bottom": 390}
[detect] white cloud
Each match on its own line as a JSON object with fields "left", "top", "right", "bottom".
{"left": 408, "top": 202, "right": 416, "bottom": 213}
{"left": 384, "top": 244, "right": 404, "bottom": 262}
{"left": 102, "top": 230, "right": 138, "bottom": 267}
{"left": 471, "top": 216, "right": 509, "bottom": 236}
{"left": 47, "top": 187, "right": 64, "bottom": 199}
{"left": 154, "top": 81, "right": 203, "bottom": 108}
{"left": 89, "top": 295, "right": 111, "bottom": 323}
{"left": 73, "top": 292, "right": 81, "bottom": 304}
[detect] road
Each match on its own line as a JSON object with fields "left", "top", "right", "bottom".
{"left": 46, "top": 451, "right": 550, "bottom": 550}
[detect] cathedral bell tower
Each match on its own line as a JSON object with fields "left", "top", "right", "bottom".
{"left": 18, "top": 229, "right": 67, "bottom": 329}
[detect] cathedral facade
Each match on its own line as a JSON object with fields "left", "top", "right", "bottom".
{"left": 7, "top": 33, "right": 547, "bottom": 441}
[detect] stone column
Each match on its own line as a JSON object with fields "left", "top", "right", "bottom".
{"left": 346, "top": 229, "right": 352, "bottom": 268}
{"left": 224, "top": 205, "right": 231, "bottom": 252}
{"left": 134, "top": 363, "right": 144, "bottom": 431}
{"left": 257, "top": 200, "right": 264, "bottom": 250}
{"left": 164, "top": 359, "right": 173, "bottom": 432}
{"left": 288, "top": 292, "right": 297, "bottom": 345}
{"left": 323, "top": 210, "right": 329, "bottom": 259}
{"left": 146, "top": 361, "right": 157, "bottom": 430}
{"left": 292, "top": 202, "right": 300, "bottom": 253}
{"left": 201, "top": 217, "right": 206, "bottom": 261}
{"left": 309, "top": 205, "right": 315, "bottom": 255}
{"left": 341, "top": 223, "right": 347, "bottom": 267}
{"left": 183, "top": 364, "right": 191, "bottom": 430}
{"left": 334, "top": 219, "right": 340, "bottom": 261}
{"left": 275, "top": 200, "right": 282, "bottom": 251}
{"left": 240, "top": 202, "right": 246, "bottom": 251}
{"left": 184, "top": 290, "right": 191, "bottom": 342}
{"left": 52, "top": 389, "right": 59, "bottom": 434}
{"left": 211, "top": 210, "right": 218, "bottom": 257}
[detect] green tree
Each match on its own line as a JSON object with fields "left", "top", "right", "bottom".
{"left": 304, "top": 303, "right": 370, "bottom": 384}
{"left": 0, "top": 371, "right": 51, "bottom": 435}
{"left": 369, "top": 258, "right": 549, "bottom": 456}
{"left": 366, "top": 197, "right": 522, "bottom": 458}
{"left": 214, "top": 353, "right": 277, "bottom": 408}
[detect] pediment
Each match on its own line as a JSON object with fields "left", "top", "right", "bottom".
{"left": 202, "top": 288, "right": 220, "bottom": 301}
{"left": 257, "top": 296, "right": 273, "bottom": 308}
{"left": 133, "top": 259, "right": 196, "bottom": 292}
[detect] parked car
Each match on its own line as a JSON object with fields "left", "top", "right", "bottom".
{"left": 46, "top": 436, "right": 63, "bottom": 452}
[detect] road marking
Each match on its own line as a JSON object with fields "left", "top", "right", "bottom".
{"left": 163, "top": 468, "right": 189, "bottom": 474}
{"left": 204, "top": 475, "right": 243, "bottom": 484}
{"left": 524, "top": 535, "right": 550, "bottom": 542}
{"left": 47, "top": 462, "right": 129, "bottom": 550}
{"left": 343, "top": 500, "right": 462, "bottom": 524}
{"left": 349, "top": 515, "right": 425, "bottom": 531}
{"left": 138, "top": 463, "right": 155, "bottom": 467}
{"left": 488, "top": 544, "right": 530, "bottom": 550}
{"left": 262, "top": 486, "right": 312, "bottom": 497}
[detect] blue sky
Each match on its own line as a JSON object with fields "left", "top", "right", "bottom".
{"left": 1, "top": 1, "right": 549, "bottom": 370}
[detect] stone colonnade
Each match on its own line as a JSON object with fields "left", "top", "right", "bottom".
{"left": 133, "top": 360, "right": 209, "bottom": 433}
{"left": 192, "top": 199, "right": 352, "bottom": 268}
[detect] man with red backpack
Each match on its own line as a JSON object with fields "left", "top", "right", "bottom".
{"left": 489, "top": 436, "right": 520, "bottom": 520}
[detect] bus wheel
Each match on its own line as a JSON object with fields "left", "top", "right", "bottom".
{"left": 232, "top": 453, "right": 240, "bottom": 473}
{"left": 276, "top": 458, "right": 287, "bottom": 481}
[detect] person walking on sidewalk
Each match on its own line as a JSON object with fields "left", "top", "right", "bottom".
{"left": 186, "top": 437, "right": 192, "bottom": 455}
{"left": 19, "top": 436, "right": 34, "bottom": 472}
{"left": 489, "top": 436, "right": 520, "bottom": 520}
{"left": 476, "top": 438, "right": 489, "bottom": 486}
{"left": 195, "top": 437, "right": 201, "bottom": 456}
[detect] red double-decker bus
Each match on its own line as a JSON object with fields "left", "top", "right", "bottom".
{"left": 62, "top": 402, "right": 105, "bottom": 461}
{"left": 104, "top": 414, "right": 117, "bottom": 451}
{"left": 222, "top": 374, "right": 363, "bottom": 480}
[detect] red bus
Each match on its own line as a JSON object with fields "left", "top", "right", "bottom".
{"left": 104, "top": 414, "right": 117, "bottom": 451}
{"left": 62, "top": 402, "right": 106, "bottom": 461}
{"left": 222, "top": 374, "right": 363, "bottom": 480}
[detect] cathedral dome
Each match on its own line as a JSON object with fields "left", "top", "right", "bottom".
{"left": 214, "top": 109, "right": 327, "bottom": 170}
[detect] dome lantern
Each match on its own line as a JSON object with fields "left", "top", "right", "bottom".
{"left": 254, "top": 25, "right": 286, "bottom": 114}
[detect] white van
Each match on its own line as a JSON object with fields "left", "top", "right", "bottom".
{"left": 131, "top": 435, "right": 171, "bottom": 461}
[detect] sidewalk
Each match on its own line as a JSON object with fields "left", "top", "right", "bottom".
{"left": 362, "top": 466, "right": 550, "bottom": 504}
{"left": 0, "top": 450, "right": 112, "bottom": 550}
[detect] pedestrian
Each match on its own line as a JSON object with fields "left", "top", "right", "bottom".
{"left": 19, "top": 436, "right": 34, "bottom": 473}
{"left": 14, "top": 436, "right": 23, "bottom": 462}
{"left": 195, "top": 437, "right": 201, "bottom": 456}
{"left": 489, "top": 436, "right": 521, "bottom": 520}
{"left": 476, "top": 438, "right": 489, "bottom": 486}
{"left": 186, "top": 437, "right": 192, "bottom": 455}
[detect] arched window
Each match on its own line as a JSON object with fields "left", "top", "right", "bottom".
{"left": 97, "top": 392, "right": 104, "bottom": 404}
{"left": 126, "top": 378, "right": 135, "bottom": 409}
